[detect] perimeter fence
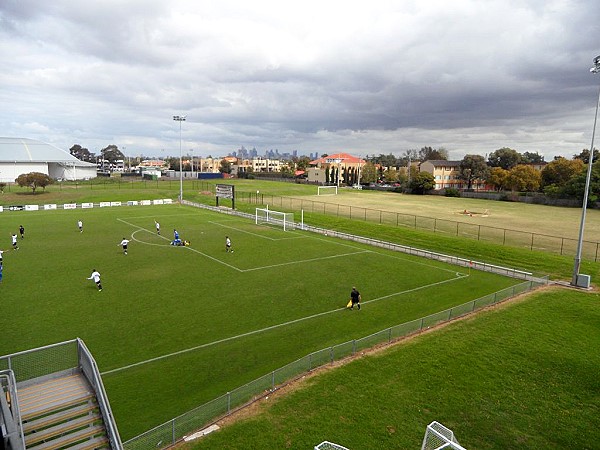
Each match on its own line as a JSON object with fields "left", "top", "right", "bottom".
{"left": 123, "top": 277, "right": 547, "bottom": 450}
{"left": 229, "top": 191, "right": 600, "bottom": 262}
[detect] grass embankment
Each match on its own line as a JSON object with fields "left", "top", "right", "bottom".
{"left": 185, "top": 287, "right": 600, "bottom": 449}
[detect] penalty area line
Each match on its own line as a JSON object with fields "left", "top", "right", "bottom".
{"left": 100, "top": 272, "right": 467, "bottom": 377}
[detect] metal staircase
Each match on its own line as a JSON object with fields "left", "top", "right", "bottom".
{"left": 0, "top": 339, "right": 122, "bottom": 450}
{"left": 19, "top": 373, "right": 108, "bottom": 450}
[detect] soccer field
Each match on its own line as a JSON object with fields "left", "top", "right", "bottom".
{"left": 0, "top": 203, "right": 521, "bottom": 439}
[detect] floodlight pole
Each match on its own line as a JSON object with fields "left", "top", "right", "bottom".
{"left": 173, "top": 115, "right": 186, "bottom": 202}
{"left": 571, "top": 56, "right": 600, "bottom": 286}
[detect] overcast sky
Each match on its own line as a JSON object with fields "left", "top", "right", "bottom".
{"left": 1, "top": 0, "right": 599, "bottom": 161}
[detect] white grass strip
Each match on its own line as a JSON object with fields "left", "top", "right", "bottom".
{"left": 100, "top": 273, "right": 466, "bottom": 376}
{"left": 241, "top": 250, "right": 371, "bottom": 272}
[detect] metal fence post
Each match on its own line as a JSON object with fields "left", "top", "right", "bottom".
{"left": 227, "top": 392, "right": 231, "bottom": 414}
{"left": 272, "top": 371, "right": 275, "bottom": 390}
{"left": 172, "top": 419, "right": 175, "bottom": 445}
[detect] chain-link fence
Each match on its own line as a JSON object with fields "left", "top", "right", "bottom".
{"left": 123, "top": 277, "right": 546, "bottom": 450}
{"left": 229, "top": 191, "right": 600, "bottom": 261}
{"left": 0, "top": 340, "right": 79, "bottom": 383}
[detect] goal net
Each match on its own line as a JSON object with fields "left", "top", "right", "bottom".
{"left": 421, "top": 421, "right": 466, "bottom": 450}
{"left": 317, "top": 185, "right": 338, "bottom": 195}
{"left": 255, "top": 208, "right": 295, "bottom": 231}
{"left": 314, "top": 442, "right": 349, "bottom": 450}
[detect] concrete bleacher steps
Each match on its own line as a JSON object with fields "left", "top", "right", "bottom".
{"left": 18, "top": 373, "right": 109, "bottom": 450}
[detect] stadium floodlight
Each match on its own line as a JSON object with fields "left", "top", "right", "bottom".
{"left": 173, "top": 115, "right": 187, "bottom": 202}
{"left": 572, "top": 56, "right": 600, "bottom": 287}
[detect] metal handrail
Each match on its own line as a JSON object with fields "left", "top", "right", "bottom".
{"left": 77, "top": 339, "right": 123, "bottom": 450}
{"left": 0, "top": 370, "right": 25, "bottom": 450}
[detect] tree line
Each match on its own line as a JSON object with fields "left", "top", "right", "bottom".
{"left": 363, "top": 146, "right": 599, "bottom": 202}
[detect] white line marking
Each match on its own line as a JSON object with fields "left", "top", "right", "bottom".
{"left": 101, "top": 273, "right": 467, "bottom": 376}
{"left": 241, "top": 250, "right": 371, "bottom": 272}
{"left": 118, "top": 218, "right": 243, "bottom": 272}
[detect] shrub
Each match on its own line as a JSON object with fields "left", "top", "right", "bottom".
{"left": 444, "top": 188, "right": 460, "bottom": 197}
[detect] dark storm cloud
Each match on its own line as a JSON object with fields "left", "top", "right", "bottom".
{"left": 1, "top": 0, "right": 599, "bottom": 159}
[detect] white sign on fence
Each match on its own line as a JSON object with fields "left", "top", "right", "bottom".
{"left": 63, "top": 203, "right": 77, "bottom": 210}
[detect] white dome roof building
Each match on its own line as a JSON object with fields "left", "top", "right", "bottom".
{"left": 0, "top": 137, "right": 97, "bottom": 183}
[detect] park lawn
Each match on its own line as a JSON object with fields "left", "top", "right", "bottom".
{"left": 184, "top": 287, "right": 600, "bottom": 450}
{"left": 190, "top": 179, "right": 600, "bottom": 242}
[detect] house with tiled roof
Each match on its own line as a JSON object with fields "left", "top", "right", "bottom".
{"left": 306, "top": 153, "right": 366, "bottom": 185}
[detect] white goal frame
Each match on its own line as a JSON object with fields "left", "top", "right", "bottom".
{"left": 317, "top": 185, "right": 338, "bottom": 196}
{"left": 255, "top": 207, "right": 295, "bottom": 231}
{"left": 421, "top": 421, "right": 466, "bottom": 450}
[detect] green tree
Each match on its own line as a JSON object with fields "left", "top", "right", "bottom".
{"left": 488, "top": 167, "right": 510, "bottom": 191}
{"left": 562, "top": 161, "right": 600, "bottom": 204}
{"left": 99, "top": 145, "right": 125, "bottom": 162}
{"left": 219, "top": 159, "right": 232, "bottom": 174}
{"left": 507, "top": 165, "right": 541, "bottom": 192}
{"left": 383, "top": 168, "right": 399, "bottom": 182}
{"left": 573, "top": 148, "right": 599, "bottom": 164}
{"left": 409, "top": 171, "right": 435, "bottom": 194}
{"left": 15, "top": 172, "right": 54, "bottom": 194}
{"left": 294, "top": 156, "right": 311, "bottom": 171}
{"left": 69, "top": 144, "right": 95, "bottom": 162}
{"left": 488, "top": 147, "right": 522, "bottom": 169}
{"left": 361, "top": 162, "right": 378, "bottom": 183}
{"left": 458, "top": 154, "right": 489, "bottom": 190}
{"left": 521, "top": 151, "right": 545, "bottom": 164}
{"left": 541, "top": 157, "right": 584, "bottom": 188}
{"left": 418, "top": 146, "right": 448, "bottom": 162}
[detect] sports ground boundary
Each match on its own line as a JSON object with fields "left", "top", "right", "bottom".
{"left": 119, "top": 202, "right": 550, "bottom": 450}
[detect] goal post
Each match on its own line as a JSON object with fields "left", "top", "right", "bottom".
{"left": 255, "top": 207, "right": 295, "bottom": 231}
{"left": 421, "top": 421, "right": 466, "bottom": 450}
{"left": 317, "top": 185, "right": 338, "bottom": 196}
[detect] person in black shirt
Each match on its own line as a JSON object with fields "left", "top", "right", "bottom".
{"left": 350, "top": 287, "right": 361, "bottom": 310}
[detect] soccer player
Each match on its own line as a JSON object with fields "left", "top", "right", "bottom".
{"left": 0, "top": 249, "right": 4, "bottom": 265}
{"left": 19, "top": 225, "right": 25, "bottom": 239}
{"left": 173, "top": 229, "right": 179, "bottom": 240}
{"left": 11, "top": 233, "right": 18, "bottom": 250}
{"left": 155, "top": 221, "right": 161, "bottom": 235}
{"left": 118, "top": 238, "right": 130, "bottom": 255}
{"left": 78, "top": 220, "right": 83, "bottom": 233}
{"left": 0, "top": 263, "right": 3, "bottom": 283}
{"left": 87, "top": 269, "right": 102, "bottom": 291}
{"left": 225, "top": 236, "right": 232, "bottom": 252}
{"left": 349, "top": 287, "right": 361, "bottom": 310}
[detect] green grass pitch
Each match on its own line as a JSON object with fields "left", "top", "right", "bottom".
{"left": 0, "top": 204, "right": 521, "bottom": 439}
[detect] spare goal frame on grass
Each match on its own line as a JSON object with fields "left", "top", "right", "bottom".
{"left": 317, "top": 185, "right": 338, "bottom": 195}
